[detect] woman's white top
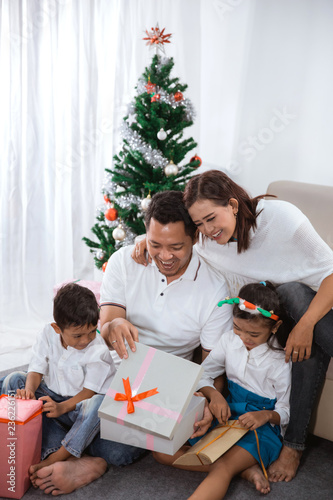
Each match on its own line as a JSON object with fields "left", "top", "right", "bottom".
{"left": 195, "top": 199, "right": 333, "bottom": 296}
{"left": 198, "top": 330, "right": 291, "bottom": 430}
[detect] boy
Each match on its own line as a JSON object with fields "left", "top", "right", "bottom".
{"left": 1, "top": 283, "right": 115, "bottom": 474}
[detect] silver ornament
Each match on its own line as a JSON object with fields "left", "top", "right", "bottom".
{"left": 164, "top": 160, "right": 179, "bottom": 177}
{"left": 157, "top": 128, "right": 167, "bottom": 140}
{"left": 112, "top": 224, "right": 126, "bottom": 241}
{"left": 96, "top": 250, "right": 105, "bottom": 260}
{"left": 141, "top": 194, "right": 152, "bottom": 210}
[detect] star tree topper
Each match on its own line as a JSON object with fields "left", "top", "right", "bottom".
{"left": 143, "top": 24, "right": 172, "bottom": 54}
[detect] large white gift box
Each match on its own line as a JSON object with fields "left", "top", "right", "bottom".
{"left": 98, "top": 342, "right": 205, "bottom": 455}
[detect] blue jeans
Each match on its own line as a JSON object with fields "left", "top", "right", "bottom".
{"left": 0, "top": 372, "right": 145, "bottom": 465}
{"left": 277, "top": 282, "right": 333, "bottom": 450}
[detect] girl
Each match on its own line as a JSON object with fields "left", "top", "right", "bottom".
{"left": 154, "top": 282, "right": 291, "bottom": 500}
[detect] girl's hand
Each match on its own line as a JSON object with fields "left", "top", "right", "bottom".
{"left": 238, "top": 411, "right": 270, "bottom": 430}
{"left": 16, "top": 388, "right": 36, "bottom": 400}
{"left": 285, "top": 318, "right": 314, "bottom": 363}
{"left": 209, "top": 392, "right": 231, "bottom": 425}
{"left": 131, "top": 237, "right": 151, "bottom": 266}
{"left": 190, "top": 393, "right": 214, "bottom": 438}
{"left": 39, "top": 396, "right": 64, "bottom": 418}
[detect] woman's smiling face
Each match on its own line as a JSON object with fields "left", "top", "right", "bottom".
{"left": 188, "top": 198, "right": 238, "bottom": 245}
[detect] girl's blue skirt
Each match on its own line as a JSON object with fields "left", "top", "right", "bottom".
{"left": 190, "top": 380, "right": 283, "bottom": 467}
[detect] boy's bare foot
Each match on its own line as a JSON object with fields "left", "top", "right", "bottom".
{"left": 241, "top": 465, "right": 270, "bottom": 494}
{"left": 31, "top": 456, "right": 107, "bottom": 495}
{"left": 268, "top": 446, "right": 302, "bottom": 482}
{"left": 29, "top": 446, "right": 71, "bottom": 479}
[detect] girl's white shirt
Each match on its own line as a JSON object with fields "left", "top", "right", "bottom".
{"left": 195, "top": 199, "right": 333, "bottom": 296}
{"left": 198, "top": 330, "right": 291, "bottom": 433}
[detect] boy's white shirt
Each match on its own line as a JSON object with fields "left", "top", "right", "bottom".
{"left": 198, "top": 330, "right": 291, "bottom": 433}
{"left": 28, "top": 324, "right": 116, "bottom": 396}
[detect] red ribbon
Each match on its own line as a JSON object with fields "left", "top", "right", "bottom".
{"left": 114, "top": 377, "right": 159, "bottom": 414}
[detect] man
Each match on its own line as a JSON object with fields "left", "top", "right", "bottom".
{"left": 100, "top": 190, "right": 232, "bottom": 364}
{"left": 31, "top": 191, "right": 232, "bottom": 495}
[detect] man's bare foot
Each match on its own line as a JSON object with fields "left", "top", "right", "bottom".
{"left": 268, "top": 446, "right": 302, "bottom": 482}
{"left": 241, "top": 465, "right": 270, "bottom": 494}
{"left": 31, "top": 456, "right": 107, "bottom": 495}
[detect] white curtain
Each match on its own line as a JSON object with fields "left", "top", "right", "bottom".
{"left": 199, "top": 0, "right": 333, "bottom": 195}
{"left": 0, "top": 0, "right": 122, "bottom": 368}
{"left": 1, "top": 0, "right": 332, "bottom": 370}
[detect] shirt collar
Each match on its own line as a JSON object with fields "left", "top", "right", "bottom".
{"left": 232, "top": 333, "right": 271, "bottom": 364}
{"left": 150, "top": 248, "right": 201, "bottom": 282}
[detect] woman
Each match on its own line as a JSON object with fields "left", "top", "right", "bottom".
{"left": 133, "top": 171, "right": 333, "bottom": 483}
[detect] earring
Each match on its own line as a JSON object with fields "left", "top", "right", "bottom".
{"left": 234, "top": 212, "right": 238, "bottom": 218}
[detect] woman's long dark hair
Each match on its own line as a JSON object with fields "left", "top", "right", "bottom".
{"left": 183, "top": 170, "right": 274, "bottom": 253}
{"left": 233, "top": 282, "right": 291, "bottom": 350}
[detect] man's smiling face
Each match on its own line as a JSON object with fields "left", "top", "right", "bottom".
{"left": 146, "top": 218, "right": 194, "bottom": 283}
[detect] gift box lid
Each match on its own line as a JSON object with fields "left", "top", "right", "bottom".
{"left": 0, "top": 395, "right": 43, "bottom": 424}
{"left": 99, "top": 342, "right": 203, "bottom": 440}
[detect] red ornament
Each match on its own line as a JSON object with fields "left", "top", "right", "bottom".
{"left": 151, "top": 93, "right": 160, "bottom": 102}
{"left": 102, "top": 262, "right": 108, "bottom": 272}
{"left": 104, "top": 194, "right": 111, "bottom": 203}
{"left": 190, "top": 155, "right": 202, "bottom": 168}
{"left": 105, "top": 208, "right": 118, "bottom": 221}
{"left": 145, "top": 78, "right": 156, "bottom": 94}
{"left": 174, "top": 91, "right": 183, "bottom": 102}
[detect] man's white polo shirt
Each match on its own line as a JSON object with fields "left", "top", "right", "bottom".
{"left": 101, "top": 245, "right": 233, "bottom": 364}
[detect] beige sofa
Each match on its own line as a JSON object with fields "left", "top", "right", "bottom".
{"left": 267, "top": 180, "right": 333, "bottom": 442}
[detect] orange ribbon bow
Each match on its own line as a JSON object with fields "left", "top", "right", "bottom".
{"left": 114, "top": 377, "right": 159, "bottom": 414}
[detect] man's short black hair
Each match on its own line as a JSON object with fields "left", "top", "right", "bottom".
{"left": 53, "top": 283, "right": 99, "bottom": 331}
{"left": 144, "top": 191, "right": 197, "bottom": 240}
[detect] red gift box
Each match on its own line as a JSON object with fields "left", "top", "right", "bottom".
{"left": 0, "top": 395, "right": 43, "bottom": 499}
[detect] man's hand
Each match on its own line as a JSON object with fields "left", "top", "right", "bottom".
{"left": 190, "top": 392, "right": 214, "bottom": 438}
{"left": 39, "top": 396, "right": 66, "bottom": 418}
{"left": 16, "top": 388, "right": 36, "bottom": 400}
{"left": 103, "top": 318, "right": 139, "bottom": 359}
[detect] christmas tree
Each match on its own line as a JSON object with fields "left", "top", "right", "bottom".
{"left": 83, "top": 25, "right": 201, "bottom": 271}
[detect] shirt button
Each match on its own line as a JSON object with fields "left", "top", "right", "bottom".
{"left": 161, "top": 279, "right": 165, "bottom": 282}
{"left": 160, "top": 293, "right": 164, "bottom": 296}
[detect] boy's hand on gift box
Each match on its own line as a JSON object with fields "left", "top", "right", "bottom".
{"left": 16, "top": 388, "right": 36, "bottom": 400}
{"left": 39, "top": 396, "right": 65, "bottom": 418}
{"left": 190, "top": 395, "right": 214, "bottom": 438}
